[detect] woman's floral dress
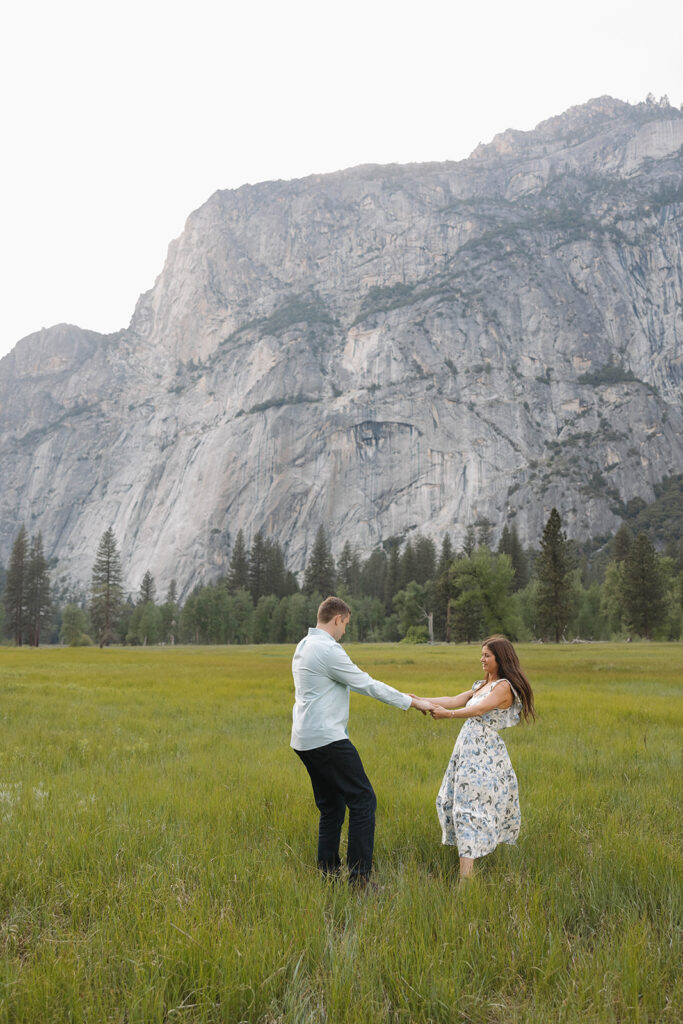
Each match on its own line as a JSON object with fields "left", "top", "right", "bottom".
{"left": 436, "top": 679, "right": 522, "bottom": 858}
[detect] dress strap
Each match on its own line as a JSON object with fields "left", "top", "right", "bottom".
{"left": 489, "top": 678, "right": 519, "bottom": 701}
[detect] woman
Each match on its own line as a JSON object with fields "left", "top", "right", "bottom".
{"left": 425, "top": 635, "right": 534, "bottom": 880}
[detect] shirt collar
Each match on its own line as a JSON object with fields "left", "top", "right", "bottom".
{"left": 308, "top": 627, "right": 335, "bottom": 641}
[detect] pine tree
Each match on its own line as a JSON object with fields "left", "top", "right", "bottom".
{"left": 337, "top": 541, "right": 354, "bottom": 591}
{"left": 162, "top": 580, "right": 179, "bottom": 645}
{"left": 462, "top": 525, "right": 476, "bottom": 557}
{"left": 264, "top": 538, "right": 287, "bottom": 598}
{"left": 138, "top": 570, "right": 156, "bottom": 605}
{"left": 414, "top": 535, "right": 437, "bottom": 584}
{"left": 302, "top": 526, "right": 336, "bottom": 596}
{"left": 90, "top": 527, "right": 124, "bottom": 647}
{"left": 227, "top": 530, "right": 249, "bottom": 592}
{"left": 498, "top": 523, "right": 528, "bottom": 591}
{"left": 476, "top": 518, "right": 493, "bottom": 550}
{"left": 534, "top": 508, "right": 575, "bottom": 642}
{"left": 622, "top": 533, "right": 666, "bottom": 638}
{"left": 399, "top": 541, "right": 417, "bottom": 588}
{"left": 25, "top": 533, "right": 51, "bottom": 646}
{"left": 3, "top": 526, "right": 29, "bottom": 645}
{"left": 337, "top": 541, "right": 363, "bottom": 595}
{"left": 360, "top": 549, "right": 387, "bottom": 601}
{"left": 437, "top": 534, "right": 454, "bottom": 576}
{"left": 613, "top": 523, "right": 633, "bottom": 562}
{"left": 247, "top": 531, "right": 268, "bottom": 603}
{"left": 434, "top": 533, "right": 455, "bottom": 641}
{"left": 383, "top": 543, "right": 401, "bottom": 612}
{"left": 450, "top": 589, "right": 486, "bottom": 644}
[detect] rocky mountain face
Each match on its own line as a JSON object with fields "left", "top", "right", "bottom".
{"left": 1, "top": 95, "right": 682, "bottom": 598}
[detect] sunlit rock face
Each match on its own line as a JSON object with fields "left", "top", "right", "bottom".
{"left": 1, "top": 96, "right": 682, "bottom": 597}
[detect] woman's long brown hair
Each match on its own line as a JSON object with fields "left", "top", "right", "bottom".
{"left": 482, "top": 634, "right": 535, "bottom": 722}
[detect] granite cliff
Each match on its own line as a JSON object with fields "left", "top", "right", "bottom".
{"left": 1, "top": 95, "right": 682, "bottom": 597}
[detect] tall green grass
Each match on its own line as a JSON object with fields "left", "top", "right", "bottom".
{"left": 0, "top": 644, "right": 680, "bottom": 1022}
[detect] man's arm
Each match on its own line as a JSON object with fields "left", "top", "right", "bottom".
{"left": 327, "top": 643, "right": 421, "bottom": 710}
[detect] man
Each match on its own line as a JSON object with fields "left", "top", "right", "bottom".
{"left": 291, "top": 595, "right": 432, "bottom": 885}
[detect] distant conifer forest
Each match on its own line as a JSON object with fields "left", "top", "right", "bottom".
{"left": 1, "top": 476, "right": 681, "bottom": 646}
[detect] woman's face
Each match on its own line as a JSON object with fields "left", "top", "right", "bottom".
{"left": 480, "top": 645, "right": 499, "bottom": 679}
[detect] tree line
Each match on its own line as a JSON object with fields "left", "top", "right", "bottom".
{"left": 2, "top": 507, "right": 681, "bottom": 647}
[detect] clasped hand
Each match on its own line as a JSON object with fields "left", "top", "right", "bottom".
{"left": 409, "top": 695, "right": 452, "bottom": 719}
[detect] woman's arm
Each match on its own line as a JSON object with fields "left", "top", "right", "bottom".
{"left": 409, "top": 690, "right": 472, "bottom": 710}
{"left": 430, "top": 680, "right": 513, "bottom": 720}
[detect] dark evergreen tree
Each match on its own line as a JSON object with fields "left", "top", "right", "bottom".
{"left": 414, "top": 535, "right": 437, "bottom": 584}
{"left": 247, "top": 531, "right": 269, "bottom": 604}
{"left": 383, "top": 543, "right": 401, "bottom": 612}
{"left": 622, "top": 533, "right": 666, "bottom": 638}
{"left": 283, "top": 570, "right": 300, "bottom": 595}
{"left": 302, "top": 526, "right": 336, "bottom": 596}
{"left": 264, "top": 538, "right": 288, "bottom": 598}
{"left": 227, "top": 530, "right": 249, "bottom": 592}
{"left": 498, "top": 523, "right": 528, "bottom": 591}
{"left": 138, "top": 570, "right": 156, "bottom": 605}
{"left": 337, "top": 541, "right": 362, "bottom": 595}
{"left": 462, "top": 525, "right": 476, "bottom": 557}
{"left": 534, "top": 508, "right": 575, "bottom": 642}
{"left": 360, "top": 549, "right": 387, "bottom": 601}
{"left": 25, "top": 533, "right": 51, "bottom": 646}
{"left": 161, "top": 579, "right": 179, "bottom": 645}
{"left": 3, "top": 526, "right": 29, "bottom": 645}
{"left": 437, "top": 533, "right": 454, "bottom": 576}
{"left": 433, "top": 533, "right": 455, "bottom": 641}
{"left": 613, "top": 523, "right": 633, "bottom": 563}
{"left": 476, "top": 518, "right": 493, "bottom": 550}
{"left": 450, "top": 589, "right": 486, "bottom": 644}
{"left": 90, "top": 527, "right": 124, "bottom": 647}
{"left": 337, "top": 542, "right": 352, "bottom": 587}
{"left": 399, "top": 541, "right": 417, "bottom": 588}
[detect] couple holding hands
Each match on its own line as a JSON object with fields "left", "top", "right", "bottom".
{"left": 291, "top": 596, "right": 535, "bottom": 885}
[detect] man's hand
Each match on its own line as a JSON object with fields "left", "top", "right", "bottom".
{"left": 409, "top": 695, "right": 435, "bottom": 715}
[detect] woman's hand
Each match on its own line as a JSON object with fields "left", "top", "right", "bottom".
{"left": 429, "top": 704, "right": 456, "bottom": 720}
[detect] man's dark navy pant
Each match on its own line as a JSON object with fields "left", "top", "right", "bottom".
{"left": 295, "top": 739, "right": 377, "bottom": 881}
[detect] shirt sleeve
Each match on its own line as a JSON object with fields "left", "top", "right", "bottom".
{"left": 326, "top": 643, "right": 411, "bottom": 709}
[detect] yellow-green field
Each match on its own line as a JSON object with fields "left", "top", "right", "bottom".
{"left": 0, "top": 643, "right": 680, "bottom": 1023}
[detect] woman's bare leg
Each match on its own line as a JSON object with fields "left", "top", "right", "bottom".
{"left": 459, "top": 856, "right": 474, "bottom": 879}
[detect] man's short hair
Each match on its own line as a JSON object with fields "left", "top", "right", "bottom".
{"left": 317, "top": 596, "right": 351, "bottom": 623}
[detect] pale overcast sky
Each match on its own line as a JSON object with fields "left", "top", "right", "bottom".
{"left": 1, "top": 0, "right": 681, "bottom": 361}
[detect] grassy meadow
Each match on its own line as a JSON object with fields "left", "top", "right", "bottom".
{"left": 0, "top": 642, "right": 680, "bottom": 1023}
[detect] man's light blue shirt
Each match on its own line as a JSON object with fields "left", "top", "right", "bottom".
{"left": 291, "top": 627, "right": 411, "bottom": 751}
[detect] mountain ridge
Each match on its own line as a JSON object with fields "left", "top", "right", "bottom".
{"left": 1, "top": 95, "right": 682, "bottom": 598}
